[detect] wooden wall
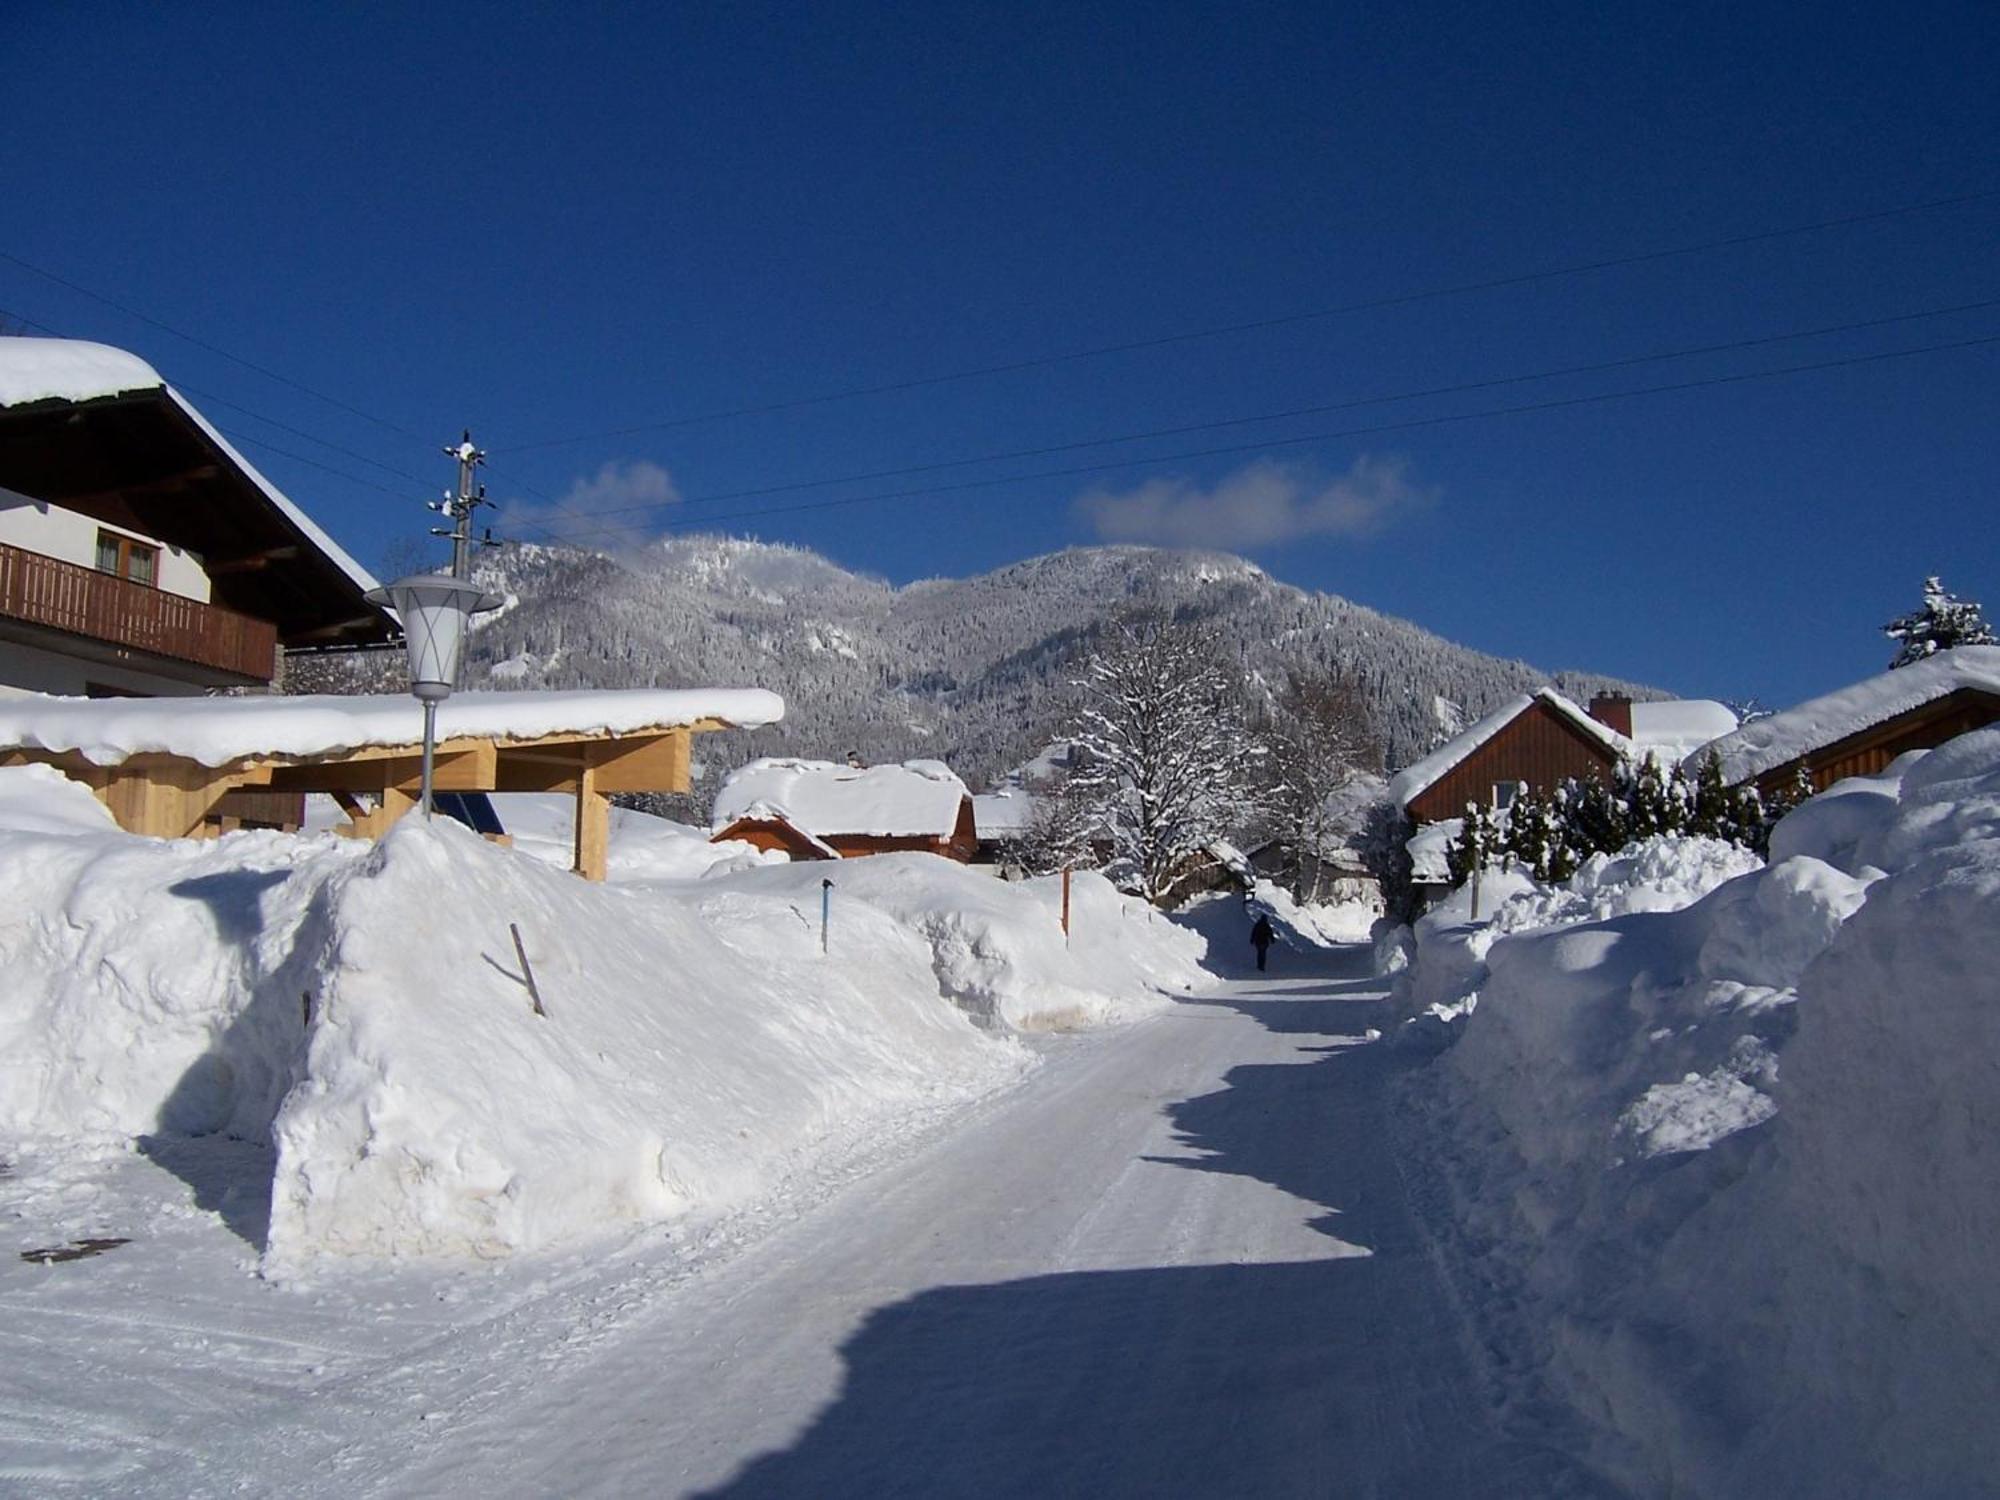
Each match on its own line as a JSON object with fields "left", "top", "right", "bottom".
{"left": 1408, "top": 700, "right": 1618, "bottom": 823}
{"left": 1755, "top": 688, "right": 2000, "bottom": 795}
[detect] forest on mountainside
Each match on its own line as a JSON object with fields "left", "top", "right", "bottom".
{"left": 293, "top": 537, "right": 1659, "bottom": 806}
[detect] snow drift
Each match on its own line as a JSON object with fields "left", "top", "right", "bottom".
{"left": 0, "top": 771, "right": 1203, "bottom": 1272}
{"left": 1395, "top": 730, "right": 2000, "bottom": 1497}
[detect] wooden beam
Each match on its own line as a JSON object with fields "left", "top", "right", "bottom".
{"left": 50, "top": 463, "right": 223, "bottom": 510}
{"left": 205, "top": 545, "right": 302, "bottom": 576}
{"left": 585, "top": 730, "right": 691, "bottom": 794}
{"left": 574, "top": 760, "right": 609, "bottom": 881}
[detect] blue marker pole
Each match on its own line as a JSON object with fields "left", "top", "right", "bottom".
{"left": 821, "top": 878, "right": 833, "bottom": 955}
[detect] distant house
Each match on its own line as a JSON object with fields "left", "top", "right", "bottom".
{"left": 970, "top": 786, "right": 1036, "bottom": 865}
{"left": 1388, "top": 689, "right": 1738, "bottom": 908}
{"left": 1387, "top": 690, "right": 1738, "bottom": 825}
{"left": 711, "top": 757, "right": 979, "bottom": 861}
{"left": 0, "top": 337, "right": 394, "bottom": 698}
{"left": 1699, "top": 646, "right": 2000, "bottom": 797}
{"left": 1246, "top": 838, "right": 1382, "bottom": 910}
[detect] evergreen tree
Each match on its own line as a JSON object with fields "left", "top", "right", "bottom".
{"left": 1445, "top": 802, "right": 1494, "bottom": 886}
{"left": 1884, "top": 575, "right": 1997, "bottom": 668}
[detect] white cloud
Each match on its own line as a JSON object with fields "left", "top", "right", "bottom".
{"left": 1074, "top": 454, "right": 1436, "bottom": 549}
{"left": 499, "top": 460, "right": 679, "bottom": 554}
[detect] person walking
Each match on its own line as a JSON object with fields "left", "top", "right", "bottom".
{"left": 1250, "top": 912, "right": 1275, "bottom": 972}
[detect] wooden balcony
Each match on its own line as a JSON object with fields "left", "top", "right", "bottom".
{"left": 0, "top": 540, "right": 277, "bottom": 682}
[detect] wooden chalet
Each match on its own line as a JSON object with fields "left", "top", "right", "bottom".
{"left": 1389, "top": 689, "right": 1738, "bottom": 825}
{"left": 0, "top": 338, "right": 394, "bottom": 697}
{"left": 1700, "top": 646, "right": 2000, "bottom": 797}
{"left": 711, "top": 758, "right": 979, "bottom": 862}
{"left": 1390, "top": 690, "right": 1630, "bottom": 824}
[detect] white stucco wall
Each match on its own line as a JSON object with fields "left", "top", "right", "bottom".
{"left": 0, "top": 488, "right": 212, "bottom": 602}
{"left": 0, "top": 638, "right": 218, "bottom": 698}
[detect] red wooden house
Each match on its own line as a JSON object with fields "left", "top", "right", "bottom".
{"left": 1700, "top": 646, "right": 2000, "bottom": 796}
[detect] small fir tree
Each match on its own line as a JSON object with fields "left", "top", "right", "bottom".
{"left": 1883, "top": 575, "right": 1997, "bottom": 668}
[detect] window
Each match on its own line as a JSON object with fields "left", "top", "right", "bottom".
{"left": 1492, "top": 780, "right": 1527, "bottom": 810}
{"left": 96, "top": 530, "right": 158, "bottom": 586}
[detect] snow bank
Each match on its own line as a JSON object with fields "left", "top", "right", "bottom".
{"left": 264, "top": 824, "right": 1030, "bottom": 1269}
{"left": 0, "top": 687, "right": 784, "bottom": 768}
{"left": 484, "top": 792, "right": 777, "bottom": 881}
{"left": 688, "top": 856, "right": 1207, "bottom": 1031}
{"left": 1396, "top": 729, "right": 2000, "bottom": 1496}
{"left": 0, "top": 769, "right": 1204, "bottom": 1271}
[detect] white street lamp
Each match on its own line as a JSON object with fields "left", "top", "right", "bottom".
{"left": 364, "top": 573, "right": 503, "bottom": 817}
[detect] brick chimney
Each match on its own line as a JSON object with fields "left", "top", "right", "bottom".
{"left": 1588, "top": 694, "right": 1633, "bottom": 737}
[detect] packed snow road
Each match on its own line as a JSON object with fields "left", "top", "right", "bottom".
{"left": 2, "top": 944, "right": 1617, "bottom": 1497}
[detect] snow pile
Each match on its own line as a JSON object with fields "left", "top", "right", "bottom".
{"left": 692, "top": 856, "right": 1207, "bottom": 1031}
{"left": 484, "top": 792, "right": 777, "bottom": 881}
{"left": 0, "top": 768, "right": 1203, "bottom": 1271}
{"left": 711, "top": 757, "right": 967, "bottom": 838}
{"left": 1249, "top": 879, "right": 1379, "bottom": 944}
{"left": 1396, "top": 729, "right": 2000, "bottom": 1496}
{"left": 263, "top": 825, "right": 1031, "bottom": 1269}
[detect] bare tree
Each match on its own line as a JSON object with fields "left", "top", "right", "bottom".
{"left": 1258, "top": 670, "right": 1382, "bottom": 902}
{"left": 1067, "top": 616, "right": 1265, "bottom": 905}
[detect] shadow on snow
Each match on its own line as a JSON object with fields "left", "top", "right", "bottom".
{"left": 698, "top": 947, "right": 1621, "bottom": 1499}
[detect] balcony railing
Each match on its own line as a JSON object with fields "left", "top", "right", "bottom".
{"left": 0, "top": 540, "right": 277, "bottom": 681}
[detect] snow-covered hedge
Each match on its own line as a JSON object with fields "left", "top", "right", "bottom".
{"left": 0, "top": 774, "right": 1203, "bottom": 1272}
{"left": 1395, "top": 731, "right": 2000, "bottom": 1496}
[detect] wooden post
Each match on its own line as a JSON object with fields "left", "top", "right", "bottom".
{"left": 510, "top": 923, "right": 547, "bottom": 1017}
{"left": 1061, "top": 867, "right": 1072, "bottom": 945}
{"left": 574, "top": 760, "right": 609, "bottom": 881}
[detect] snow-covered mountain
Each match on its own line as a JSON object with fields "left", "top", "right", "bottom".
{"left": 299, "top": 537, "right": 1656, "bottom": 791}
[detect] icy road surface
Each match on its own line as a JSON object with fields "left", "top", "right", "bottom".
{"left": 1, "top": 946, "right": 1617, "bottom": 1496}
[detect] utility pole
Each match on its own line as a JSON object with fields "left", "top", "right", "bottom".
{"left": 430, "top": 431, "right": 489, "bottom": 580}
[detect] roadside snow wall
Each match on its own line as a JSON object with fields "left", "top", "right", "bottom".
{"left": 1396, "top": 732, "right": 2000, "bottom": 1497}
{"left": 0, "top": 773, "right": 1203, "bottom": 1272}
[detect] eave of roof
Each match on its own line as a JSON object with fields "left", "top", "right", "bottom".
{"left": 1699, "top": 646, "right": 2000, "bottom": 784}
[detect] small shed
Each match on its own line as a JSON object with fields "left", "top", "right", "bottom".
{"left": 711, "top": 758, "right": 978, "bottom": 861}
{"left": 0, "top": 687, "right": 783, "bottom": 880}
{"left": 1698, "top": 646, "right": 2000, "bottom": 795}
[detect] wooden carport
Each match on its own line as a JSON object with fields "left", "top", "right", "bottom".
{"left": 0, "top": 688, "right": 784, "bottom": 880}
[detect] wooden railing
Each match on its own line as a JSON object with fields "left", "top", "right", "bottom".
{"left": 0, "top": 540, "right": 277, "bottom": 681}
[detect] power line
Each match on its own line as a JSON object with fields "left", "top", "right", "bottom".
{"left": 0, "top": 248, "right": 429, "bottom": 442}
{"left": 514, "top": 298, "right": 1998, "bottom": 521}
{"left": 495, "top": 185, "right": 2000, "bottom": 455}
{"left": 517, "top": 330, "right": 2000, "bottom": 549}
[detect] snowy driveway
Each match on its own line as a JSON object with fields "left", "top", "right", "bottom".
{"left": 2, "top": 946, "right": 1617, "bottom": 1497}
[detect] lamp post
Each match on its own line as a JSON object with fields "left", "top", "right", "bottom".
{"left": 364, "top": 573, "right": 503, "bottom": 818}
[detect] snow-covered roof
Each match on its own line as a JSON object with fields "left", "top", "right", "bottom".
{"left": 1407, "top": 819, "right": 1461, "bottom": 882}
{"left": 712, "top": 758, "right": 970, "bottom": 839}
{"left": 1386, "top": 689, "right": 1628, "bottom": 808}
{"left": 972, "top": 789, "right": 1036, "bottom": 837}
{"left": 0, "top": 337, "right": 164, "bottom": 408}
{"left": 1699, "top": 646, "right": 2000, "bottom": 785}
{"left": 0, "top": 688, "right": 784, "bottom": 769}
{"left": 1627, "top": 700, "right": 1738, "bottom": 761}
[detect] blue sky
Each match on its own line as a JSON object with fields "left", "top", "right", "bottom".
{"left": 5, "top": 2, "right": 1996, "bottom": 710}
